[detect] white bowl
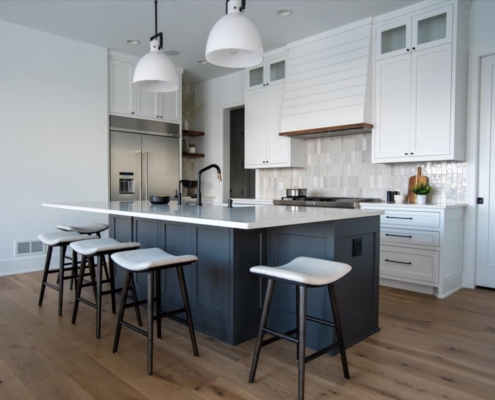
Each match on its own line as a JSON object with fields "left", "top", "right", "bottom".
{"left": 394, "top": 194, "right": 406, "bottom": 203}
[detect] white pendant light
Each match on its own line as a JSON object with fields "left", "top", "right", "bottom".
{"left": 133, "top": 0, "right": 179, "bottom": 93}
{"left": 205, "top": 0, "right": 263, "bottom": 68}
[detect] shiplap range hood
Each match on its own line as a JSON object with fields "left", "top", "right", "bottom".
{"left": 280, "top": 18, "right": 373, "bottom": 139}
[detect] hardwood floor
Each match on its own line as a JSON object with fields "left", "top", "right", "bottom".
{"left": 0, "top": 271, "right": 494, "bottom": 399}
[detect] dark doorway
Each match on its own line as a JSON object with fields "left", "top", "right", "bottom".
{"left": 230, "top": 108, "right": 255, "bottom": 198}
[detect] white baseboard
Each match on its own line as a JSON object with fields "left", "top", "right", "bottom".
{"left": 380, "top": 278, "right": 435, "bottom": 296}
{"left": 0, "top": 254, "right": 59, "bottom": 277}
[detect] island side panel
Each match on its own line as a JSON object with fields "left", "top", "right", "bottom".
{"left": 265, "top": 216, "right": 380, "bottom": 351}
{"left": 231, "top": 228, "right": 267, "bottom": 344}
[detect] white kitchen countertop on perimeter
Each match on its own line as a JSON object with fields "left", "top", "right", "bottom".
{"left": 43, "top": 201, "right": 384, "bottom": 230}
{"left": 359, "top": 202, "right": 467, "bottom": 209}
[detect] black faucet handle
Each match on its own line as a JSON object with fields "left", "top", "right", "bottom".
{"left": 228, "top": 198, "right": 233, "bottom": 208}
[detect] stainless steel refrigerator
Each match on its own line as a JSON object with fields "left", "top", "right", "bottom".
{"left": 110, "top": 116, "right": 180, "bottom": 201}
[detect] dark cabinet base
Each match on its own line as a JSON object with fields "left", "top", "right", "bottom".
{"left": 109, "top": 215, "right": 380, "bottom": 349}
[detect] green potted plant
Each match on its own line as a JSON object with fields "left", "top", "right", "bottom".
{"left": 410, "top": 183, "right": 432, "bottom": 204}
{"left": 189, "top": 141, "right": 196, "bottom": 154}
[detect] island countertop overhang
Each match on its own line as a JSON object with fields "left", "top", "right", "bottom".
{"left": 43, "top": 201, "right": 384, "bottom": 230}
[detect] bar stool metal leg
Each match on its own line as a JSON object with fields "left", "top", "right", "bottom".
{"left": 38, "top": 246, "right": 53, "bottom": 306}
{"left": 177, "top": 265, "right": 199, "bottom": 357}
{"left": 147, "top": 271, "right": 155, "bottom": 375}
{"left": 113, "top": 270, "right": 132, "bottom": 353}
{"left": 297, "top": 286, "right": 307, "bottom": 400}
{"left": 109, "top": 258, "right": 117, "bottom": 314}
{"left": 249, "top": 278, "right": 275, "bottom": 383}
{"left": 70, "top": 250, "right": 77, "bottom": 290}
{"left": 155, "top": 269, "right": 162, "bottom": 339}
{"left": 328, "top": 284, "right": 350, "bottom": 379}
{"left": 88, "top": 257, "right": 97, "bottom": 301}
{"left": 72, "top": 256, "right": 87, "bottom": 324}
{"left": 295, "top": 285, "right": 300, "bottom": 360}
{"left": 58, "top": 245, "right": 67, "bottom": 316}
{"left": 96, "top": 255, "right": 103, "bottom": 339}
{"left": 130, "top": 274, "right": 143, "bottom": 326}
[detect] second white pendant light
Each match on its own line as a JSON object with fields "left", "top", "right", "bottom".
{"left": 205, "top": 0, "right": 264, "bottom": 68}
{"left": 133, "top": 0, "right": 179, "bottom": 93}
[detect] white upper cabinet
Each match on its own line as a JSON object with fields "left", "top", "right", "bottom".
{"left": 373, "top": 1, "right": 467, "bottom": 163}
{"left": 376, "top": 18, "right": 411, "bottom": 61}
{"left": 244, "top": 51, "right": 304, "bottom": 169}
{"left": 412, "top": 6, "right": 453, "bottom": 51}
{"left": 246, "top": 54, "right": 287, "bottom": 91}
{"left": 375, "top": 54, "right": 411, "bottom": 159}
{"left": 410, "top": 44, "right": 452, "bottom": 157}
{"left": 109, "top": 58, "right": 135, "bottom": 116}
{"left": 109, "top": 52, "right": 181, "bottom": 123}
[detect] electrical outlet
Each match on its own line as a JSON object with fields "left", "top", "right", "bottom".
{"left": 278, "top": 182, "right": 284, "bottom": 190}
{"left": 352, "top": 238, "right": 362, "bottom": 257}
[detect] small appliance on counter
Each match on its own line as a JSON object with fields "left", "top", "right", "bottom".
{"left": 149, "top": 195, "right": 170, "bottom": 204}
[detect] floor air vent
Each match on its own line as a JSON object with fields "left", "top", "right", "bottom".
{"left": 15, "top": 240, "right": 45, "bottom": 257}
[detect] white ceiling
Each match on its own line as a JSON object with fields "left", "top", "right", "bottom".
{"left": 0, "top": 0, "right": 421, "bottom": 83}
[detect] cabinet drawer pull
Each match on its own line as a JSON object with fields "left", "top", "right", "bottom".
{"left": 386, "top": 216, "right": 413, "bottom": 220}
{"left": 385, "top": 259, "right": 412, "bottom": 265}
{"left": 385, "top": 234, "right": 412, "bottom": 238}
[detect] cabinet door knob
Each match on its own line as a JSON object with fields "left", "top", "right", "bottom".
{"left": 410, "top": 152, "right": 414, "bottom": 155}
{"left": 412, "top": 47, "right": 416, "bottom": 50}
{"left": 405, "top": 153, "right": 408, "bottom": 155}
{"left": 266, "top": 83, "right": 269, "bottom": 86}
{"left": 131, "top": 112, "right": 135, "bottom": 114}
{"left": 406, "top": 49, "right": 410, "bottom": 52}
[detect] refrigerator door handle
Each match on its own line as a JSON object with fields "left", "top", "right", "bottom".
{"left": 136, "top": 150, "right": 142, "bottom": 201}
{"left": 145, "top": 151, "right": 149, "bottom": 201}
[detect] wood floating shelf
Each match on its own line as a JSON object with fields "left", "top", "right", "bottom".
{"left": 182, "top": 130, "right": 205, "bottom": 137}
{"left": 182, "top": 152, "right": 205, "bottom": 158}
{"left": 279, "top": 123, "right": 373, "bottom": 140}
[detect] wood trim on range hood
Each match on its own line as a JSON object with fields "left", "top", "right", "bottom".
{"left": 279, "top": 123, "right": 373, "bottom": 140}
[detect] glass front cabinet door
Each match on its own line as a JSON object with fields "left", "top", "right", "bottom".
{"left": 412, "top": 5, "right": 453, "bottom": 51}
{"left": 246, "top": 54, "right": 287, "bottom": 91}
{"left": 266, "top": 55, "right": 286, "bottom": 86}
{"left": 375, "top": 18, "right": 411, "bottom": 61}
{"left": 247, "top": 65, "right": 264, "bottom": 91}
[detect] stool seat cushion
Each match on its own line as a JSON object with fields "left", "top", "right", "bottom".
{"left": 250, "top": 257, "right": 352, "bottom": 286}
{"left": 57, "top": 223, "right": 109, "bottom": 234}
{"left": 38, "top": 232, "right": 97, "bottom": 246}
{"left": 111, "top": 248, "right": 197, "bottom": 271}
{"left": 70, "top": 238, "right": 140, "bottom": 256}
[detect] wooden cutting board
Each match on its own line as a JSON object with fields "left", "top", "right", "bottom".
{"left": 407, "top": 167, "right": 429, "bottom": 203}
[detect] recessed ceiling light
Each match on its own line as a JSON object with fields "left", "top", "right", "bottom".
{"left": 198, "top": 59, "right": 209, "bottom": 65}
{"left": 126, "top": 39, "right": 140, "bottom": 45}
{"left": 164, "top": 50, "right": 180, "bottom": 56}
{"left": 276, "top": 9, "right": 293, "bottom": 17}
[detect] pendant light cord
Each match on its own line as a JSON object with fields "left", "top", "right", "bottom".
{"left": 155, "top": 0, "right": 158, "bottom": 35}
{"left": 150, "top": 0, "right": 163, "bottom": 50}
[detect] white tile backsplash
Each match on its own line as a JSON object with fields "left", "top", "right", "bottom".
{"left": 258, "top": 134, "right": 467, "bottom": 204}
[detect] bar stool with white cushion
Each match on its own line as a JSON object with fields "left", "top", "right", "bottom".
{"left": 248, "top": 257, "right": 352, "bottom": 400}
{"left": 70, "top": 238, "right": 141, "bottom": 338}
{"left": 58, "top": 223, "right": 111, "bottom": 286}
{"left": 111, "top": 248, "right": 199, "bottom": 375}
{"left": 38, "top": 232, "right": 97, "bottom": 316}
{"left": 57, "top": 223, "right": 109, "bottom": 236}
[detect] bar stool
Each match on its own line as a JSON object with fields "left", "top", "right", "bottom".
{"left": 70, "top": 238, "right": 142, "bottom": 338}
{"left": 57, "top": 223, "right": 110, "bottom": 288}
{"left": 38, "top": 232, "right": 97, "bottom": 316}
{"left": 248, "top": 256, "right": 352, "bottom": 400}
{"left": 111, "top": 248, "right": 199, "bottom": 375}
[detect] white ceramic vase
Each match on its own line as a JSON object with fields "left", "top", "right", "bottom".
{"left": 189, "top": 147, "right": 196, "bottom": 154}
{"left": 184, "top": 119, "right": 189, "bottom": 130}
{"left": 416, "top": 194, "right": 427, "bottom": 204}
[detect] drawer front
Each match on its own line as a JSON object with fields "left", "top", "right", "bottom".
{"left": 380, "top": 245, "right": 439, "bottom": 283}
{"left": 381, "top": 228, "right": 440, "bottom": 247}
{"left": 381, "top": 210, "right": 440, "bottom": 228}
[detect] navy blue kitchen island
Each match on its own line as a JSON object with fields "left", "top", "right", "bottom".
{"left": 44, "top": 201, "right": 383, "bottom": 351}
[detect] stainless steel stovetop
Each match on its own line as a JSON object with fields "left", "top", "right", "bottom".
{"left": 273, "top": 197, "right": 382, "bottom": 209}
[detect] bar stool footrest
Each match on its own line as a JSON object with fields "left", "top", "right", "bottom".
{"left": 77, "top": 298, "right": 97, "bottom": 309}
{"left": 262, "top": 328, "right": 299, "bottom": 345}
{"left": 120, "top": 320, "right": 148, "bottom": 337}
{"left": 154, "top": 307, "right": 186, "bottom": 321}
{"left": 305, "top": 342, "right": 340, "bottom": 364}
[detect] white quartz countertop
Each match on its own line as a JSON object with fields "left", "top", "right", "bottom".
{"left": 360, "top": 202, "right": 467, "bottom": 209}
{"left": 43, "top": 201, "right": 384, "bottom": 230}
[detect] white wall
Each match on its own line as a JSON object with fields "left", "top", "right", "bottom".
{"left": 463, "top": 0, "right": 495, "bottom": 287}
{"left": 0, "top": 20, "right": 108, "bottom": 276}
{"left": 194, "top": 71, "right": 245, "bottom": 202}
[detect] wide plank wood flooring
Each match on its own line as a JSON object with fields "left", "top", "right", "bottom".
{"left": 0, "top": 271, "right": 494, "bottom": 399}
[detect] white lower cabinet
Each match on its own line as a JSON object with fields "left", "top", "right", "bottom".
{"left": 361, "top": 204, "right": 465, "bottom": 298}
